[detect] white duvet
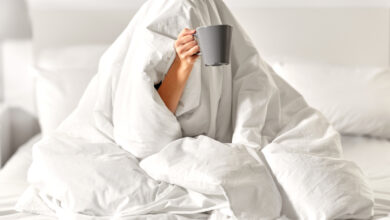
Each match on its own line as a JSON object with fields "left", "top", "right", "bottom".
{"left": 16, "top": 0, "right": 374, "bottom": 219}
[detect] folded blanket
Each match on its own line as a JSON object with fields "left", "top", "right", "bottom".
{"left": 16, "top": 0, "right": 374, "bottom": 219}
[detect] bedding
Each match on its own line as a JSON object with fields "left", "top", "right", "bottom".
{"left": 342, "top": 136, "right": 390, "bottom": 218}
{"left": 0, "top": 135, "right": 54, "bottom": 220}
{"left": 2, "top": 136, "right": 199, "bottom": 220}
{"left": 270, "top": 60, "right": 390, "bottom": 139}
{"left": 16, "top": 0, "right": 373, "bottom": 219}
{"left": 1, "top": 135, "right": 388, "bottom": 219}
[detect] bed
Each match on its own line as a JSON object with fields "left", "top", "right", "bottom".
{"left": 0, "top": 136, "right": 53, "bottom": 220}
{"left": 0, "top": 0, "right": 389, "bottom": 219}
{"left": 0, "top": 135, "right": 389, "bottom": 219}
{"left": 342, "top": 136, "right": 390, "bottom": 218}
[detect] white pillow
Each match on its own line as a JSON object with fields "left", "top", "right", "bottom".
{"left": 0, "top": 134, "right": 41, "bottom": 182}
{"left": 1, "top": 40, "right": 35, "bottom": 115}
{"left": 271, "top": 61, "right": 390, "bottom": 139}
{"left": 34, "top": 45, "right": 108, "bottom": 135}
{"left": 36, "top": 45, "right": 107, "bottom": 70}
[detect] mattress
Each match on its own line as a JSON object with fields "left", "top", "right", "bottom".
{"left": 0, "top": 134, "right": 389, "bottom": 219}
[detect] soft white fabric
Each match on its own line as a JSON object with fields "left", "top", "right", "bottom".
{"left": 342, "top": 135, "right": 390, "bottom": 218}
{"left": 17, "top": 0, "right": 374, "bottom": 219}
{"left": 0, "top": 135, "right": 41, "bottom": 182}
{"left": 2, "top": 135, "right": 388, "bottom": 220}
{"left": 0, "top": 134, "right": 54, "bottom": 220}
{"left": 271, "top": 60, "right": 390, "bottom": 139}
{"left": 34, "top": 45, "right": 108, "bottom": 134}
{"left": 36, "top": 46, "right": 108, "bottom": 70}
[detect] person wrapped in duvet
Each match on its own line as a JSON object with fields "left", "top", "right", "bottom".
{"left": 17, "top": 0, "right": 374, "bottom": 219}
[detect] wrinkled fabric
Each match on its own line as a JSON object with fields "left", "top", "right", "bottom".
{"left": 17, "top": 0, "right": 374, "bottom": 219}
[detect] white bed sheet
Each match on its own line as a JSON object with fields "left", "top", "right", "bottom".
{"left": 342, "top": 135, "right": 390, "bottom": 219}
{"left": 0, "top": 135, "right": 54, "bottom": 220}
{"left": 0, "top": 134, "right": 389, "bottom": 219}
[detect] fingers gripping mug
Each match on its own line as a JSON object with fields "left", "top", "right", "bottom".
{"left": 193, "top": 24, "right": 233, "bottom": 66}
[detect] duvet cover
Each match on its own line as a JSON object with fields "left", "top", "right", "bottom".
{"left": 16, "top": 0, "right": 374, "bottom": 219}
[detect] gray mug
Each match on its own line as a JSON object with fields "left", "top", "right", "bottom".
{"left": 194, "top": 24, "right": 233, "bottom": 66}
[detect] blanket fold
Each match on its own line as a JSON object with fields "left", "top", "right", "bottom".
{"left": 17, "top": 0, "right": 374, "bottom": 219}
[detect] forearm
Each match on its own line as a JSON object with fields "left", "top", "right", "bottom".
{"left": 158, "top": 55, "right": 193, "bottom": 113}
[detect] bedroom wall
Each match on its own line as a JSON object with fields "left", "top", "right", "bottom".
{"left": 224, "top": 0, "right": 390, "bottom": 7}
{"left": 231, "top": 7, "right": 390, "bottom": 66}
{"left": 223, "top": 0, "right": 390, "bottom": 65}
{"left": 4, "top": 0, "right": 389, "bottom": 66}
{"left": 25, "top": 0, "right": 390, "bottom": 67}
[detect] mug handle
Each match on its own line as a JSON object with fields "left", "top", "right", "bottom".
{"left": 192, "top": 33, "right": 202, "bottom": 56}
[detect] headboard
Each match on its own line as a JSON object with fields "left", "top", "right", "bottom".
{"left": 27, "top": 0, "right": 390, "bottom": 66}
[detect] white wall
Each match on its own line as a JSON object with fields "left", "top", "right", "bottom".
{"left": 4, "top": 0, "right": 390, "bottom": 66}
{"left": 224, "top": 0, "right": 390, "bottom": 8}
{"left": 231, "top": 7, "right": 389, "bottom": 66}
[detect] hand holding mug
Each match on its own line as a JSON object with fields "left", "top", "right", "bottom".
{"left": 174, "top": 28, "right": 200, "bottom": 66}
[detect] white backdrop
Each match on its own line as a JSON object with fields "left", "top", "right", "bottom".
{"left": 26, "top": 2, "right": 390, "bottom": 66}
{"left": 233, "top": 8, "right": 389, "bottom": 66}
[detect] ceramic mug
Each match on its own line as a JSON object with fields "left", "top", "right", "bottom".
{"left": 193, "top": 24, "right": 233, "bottom": 66}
